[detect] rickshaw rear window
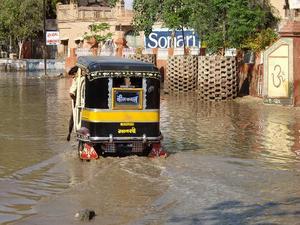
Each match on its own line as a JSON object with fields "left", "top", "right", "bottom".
{"left": 113, "top": 77, "right": 142, "bottom": 88}
{"left": 85, "top": 78, "right": 109, "bottom": 109}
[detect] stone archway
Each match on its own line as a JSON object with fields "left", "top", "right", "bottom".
{"left": 263, "top": 21, "right": 300, "bottom": 106}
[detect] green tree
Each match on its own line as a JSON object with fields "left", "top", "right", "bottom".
{"left": 83, "top": 23, "right": 113, "bottom": 51}
{"left": 0, "top": 0, "right": 43, "bottom": 58}
{"left": 189, "top": 0, "right": 279, "bottom": 54}
{"left": 107, "top": 0, "right": 119, "bottom": 7}
{"left": 133, "top": 0, "right": 162, "bottom": 36}
{"left": 47, "top": 0, "right": 60, "bottom": 19}
{"left": 133, "top": 0, "right": 193, "bottom": 49}
{"left": 161, "top": 0, "right": 193, "bottom": 49}
{"left": 241, "top": 28, "right": 278, "bottom": 52}
{"left": 133, "top": 0, "right": 191, "bottom": 34}
{"left": 132, "top": 0, "right": 279, "bottom": 54}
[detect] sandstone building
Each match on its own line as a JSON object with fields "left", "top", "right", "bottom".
{"left": 56, "top": 0, "right": 137, "bottom": 58}
{"left": 270, "top": 0, "right": 300, "bottom": 28}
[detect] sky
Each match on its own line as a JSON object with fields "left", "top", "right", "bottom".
{"left": 125, "top": 0, "right": 133, "bottom": 9}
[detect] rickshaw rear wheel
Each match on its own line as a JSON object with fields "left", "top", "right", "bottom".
{"left": 142, "top": 144, "right": 152, "bottom": 156}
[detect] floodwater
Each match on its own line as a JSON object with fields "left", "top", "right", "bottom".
{"left": 1, "top": 72, "right": 300, "bottom": 225}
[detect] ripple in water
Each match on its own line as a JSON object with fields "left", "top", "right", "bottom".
{"left": 1, "top": 74, "right": 300, "bottom": 224}
{"left": 160, "top": 94, "right": 300, "bottom": 168}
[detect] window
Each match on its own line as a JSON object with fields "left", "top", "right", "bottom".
{"left": 113, "top": 77, "right": 143, "bottom": 88}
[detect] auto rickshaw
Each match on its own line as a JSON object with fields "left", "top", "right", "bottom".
{"left": 70, "top": 56, "right": 166, "bottom": 160}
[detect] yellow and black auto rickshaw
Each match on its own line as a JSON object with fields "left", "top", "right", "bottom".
{"left": 70, "top": 56, "right": 166, "bottom": 159}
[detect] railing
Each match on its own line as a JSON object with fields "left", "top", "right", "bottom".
{"left": 57, "top": 4, "right": 133, "bottom": 23}
{"left": 75, "top": 48, "right": 93, "bottom": 57}
{"left": 78, "top": 6, "right": 114, "bottom": 20}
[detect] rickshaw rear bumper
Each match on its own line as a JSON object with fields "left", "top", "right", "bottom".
{"left": 76, "top": 126, "right": 163, "bottom": 144}
{"left": 77, "top": 135, "right": 163, "bottom": 143}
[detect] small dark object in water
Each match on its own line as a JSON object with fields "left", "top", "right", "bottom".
{"left": 75, "top": 209, "right": 96, "bottom": 221}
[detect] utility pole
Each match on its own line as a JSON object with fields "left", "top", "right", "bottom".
{"left": 43, "top": 0, "right": 47, "bottom": 77}
{"left": 9, "top": 36, "right": 12, "bottom": 54}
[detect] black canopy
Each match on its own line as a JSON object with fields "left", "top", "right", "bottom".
{"left": 77, "top": 56, "right": 158, "bottom": 73}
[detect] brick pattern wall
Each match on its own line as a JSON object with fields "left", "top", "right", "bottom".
{"left": 198, "top": 56, "right": 238, "bottom": 101}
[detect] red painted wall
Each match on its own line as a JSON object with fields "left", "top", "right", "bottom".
{"left": 293, "top": 37, "right": 300, "bottom": 106}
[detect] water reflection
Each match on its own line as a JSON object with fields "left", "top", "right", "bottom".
{"left": 0, "top": 72, "right": 72, "bottom": 224}
{"left": 0, "top": 73, "right": 49, "bottom": 176}
{"left": 160, "top": 94, "right": 300, "bottom": 167}
{"left": 1, "top": 73, "right": 300, "bottom": 224}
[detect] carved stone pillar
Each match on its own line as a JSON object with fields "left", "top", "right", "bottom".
{"left": 263, "top": 21, "right": 300, "bottom": 106}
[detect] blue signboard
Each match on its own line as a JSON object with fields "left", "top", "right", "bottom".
{"left": 145, "top": 29, "right": 200, "bottom": 49}
{"left": 112, "top": 88, "right": 143, "bottom": 110}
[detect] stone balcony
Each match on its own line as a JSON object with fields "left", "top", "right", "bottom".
{"left": 57, "top": 3, "right": 133, "bottom": 25}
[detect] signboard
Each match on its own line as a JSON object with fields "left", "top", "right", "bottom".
{"left": 145, "top": 29, "right": 200, "bottom": 49}
{"left": 267, "top": 45, "right": 289, "bottom": 98}
{"left": 46, "top": 31, "right": 60, "bottom": 46}
{"left": 112, "top": 88, "right": 143, "bottom": 110}
{"left": 225, "top": 48, "right": 237, "bottom": 57}
{"left": 289, "top": 0, "right": 300, "bottom": 9}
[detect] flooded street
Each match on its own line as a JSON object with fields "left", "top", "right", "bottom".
{"left": 1, "top": 72, "right": 300, "bottom": 225}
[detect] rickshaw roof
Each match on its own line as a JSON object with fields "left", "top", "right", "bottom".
{"left": 77, "top": 56, "right": 158, "bottom": 72}
{"left": 77, "top": 56, "right": 160, "bottom": 80}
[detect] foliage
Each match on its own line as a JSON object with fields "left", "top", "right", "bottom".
{"left": 132, "top": 0, "right": 279, "bottom": 54}
{"left": 133, "top": 0, "right": 193, "bottom": 36}
{"left": 107, "top": 0, "right": 119, "bottom": 7}
{"left": 133, "top": 0, "right": 162, "bottom": 36}
{"left": 241, "top": 28, "right": 278, "bottom": 52}
{"left": 189, "top": 0, "right": 279, "bottom": 54}
{"left": 0, "top": 0, "right": 43, "bottom": 57}
{"left": 133, "top": 0, "right": 194, "bottom": 49}
{"left": 83, "top": 23, "right": 113, "bottom": 47}
{"left": 1, "top": 0, "right": 43, "bottom": 38}
{"left": 47, "top": 0, "right": 60, "bottom": 19}
{"left": 160, "top": 0, "right": 192, "bottom": 30}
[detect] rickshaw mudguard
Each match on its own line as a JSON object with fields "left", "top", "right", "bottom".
{"left": 78, "top": 142, "right": 99, "bottom": 160}
{"left": 148, "top": 143, "right": 168, "bottom": 158}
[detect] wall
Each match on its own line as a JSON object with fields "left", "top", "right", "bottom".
{"left": 0, "top": 59, "right": 65, "bottom": 72}
{"left": 56, "top": 2, "right": 134, "bottom": 56}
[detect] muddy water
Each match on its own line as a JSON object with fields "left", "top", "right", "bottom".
{"left": 1, "top": 72, "right": 300, "bottom": 225}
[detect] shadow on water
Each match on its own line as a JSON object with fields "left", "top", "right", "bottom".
{"left": 168, "top": 197, "right": 300, "bottom": 225}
